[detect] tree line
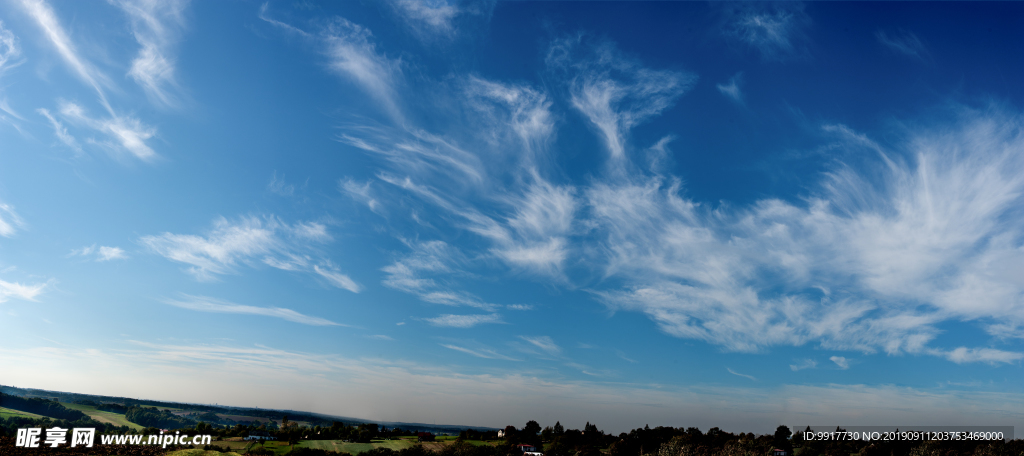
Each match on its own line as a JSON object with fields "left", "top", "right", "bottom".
{"left": 0, "top": 394, "right": 89, "bottom": 422}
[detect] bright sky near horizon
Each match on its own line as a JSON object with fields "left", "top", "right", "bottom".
{"left": 0, "top": 0, "right": 1022, "bottom": 434}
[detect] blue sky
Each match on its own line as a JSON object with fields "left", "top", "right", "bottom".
{"left": 0, "top": 0, "right": 1022, "bottom": 434}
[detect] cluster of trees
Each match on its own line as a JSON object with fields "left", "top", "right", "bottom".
{"left": 457, "top": 429, "right": 500, "bottom": 441}
{"left": 0, "top": 393, "right": 90, "bottom": 422}
{"left": 124, "top": 406, "right": 194, "bottom": 430}
{"left": 97, "top": 403, "right": 130, "bottom": 414}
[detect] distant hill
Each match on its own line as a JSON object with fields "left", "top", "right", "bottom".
{"left": 0, "top": 385, "right": 498, "bottom": 434}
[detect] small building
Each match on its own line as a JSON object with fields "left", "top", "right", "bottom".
{"left": 417, "top": 432, "right": 435, "bottom": 442}
{"left": 517, "top": 444, "right": 537, "bottom": 453}
{"left": 772, "top": 449, "right": 788, "bottom": 456}
{"left": 497, "top": 430, "right": 504, "bottom": 438}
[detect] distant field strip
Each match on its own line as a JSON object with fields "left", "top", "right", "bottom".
{"left": 60, "top": 403, "right": 144, "bottom": 430}
{"left": 0, "top": 407, "right": 45, "bottom": 419}
{"left": 299, "top": 439, "right": 420, "bottom": 454}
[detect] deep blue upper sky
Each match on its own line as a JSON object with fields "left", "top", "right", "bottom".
{"left": 0, "top": 0, "right": 1022, "bottom": 433}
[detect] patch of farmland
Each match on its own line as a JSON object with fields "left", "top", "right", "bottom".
{"left": 300, "top": 440, "right": 373, "bottom": 454}
{"left": 60, "top": 403, "right": 144, "bottom": 431}
{"left": 371, "top": 439, "right": 417, "bottom": 451}
{"left": 418, "top": 441, "right": 451, "bottom": 452}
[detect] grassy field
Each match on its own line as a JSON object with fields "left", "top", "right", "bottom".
{"left": 0, "top": 406, "right": 45, "bottom": 419}
{"left": 61, "top": 403, "right": 145, "bottom": 431}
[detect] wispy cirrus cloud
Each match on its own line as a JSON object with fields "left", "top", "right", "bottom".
{"left": 876, "top": 30, "right": 928, "bottom": 61}
{"left": 0, "top": 203, "right": 24, "bottom": 237}
{"left": 0, "top": 20, "right": 19, "bottom": 76}
{"left": 716, "top": 72, "right": 743, "bottom": 104}
{"left": 441, "top": 343, "right": 519, "bottom": 361}
{"left": 69, "top": 244, "right": 128, "bottom": 261}
{"left": 0, "top": 20, "right": 23, "bottom": 129}
{"left": 727, "top": 368, "right": 757, "bottom": 381}
{"left": 19, "top": 0, "right": 112, "bottom": 112}
{"left": 724, "top": 4, "right": 810, "bottom": 60}
{"left": 140, "top": 215, "right": 359, "bottom": 292}
{"left": 113, "top": 0, "right": 190, "bottom": 108}
{"left": 389, "top": 0, "right": 458, "bottom": 37}
{"left": 551, "top": 36, "right": 697, "bottom": 161}
{"left": 314, "top": 261, "right": 361, "bottom": 293}
{"left": 21, "top": 0, "right": 163, "bottom": 161}
{"left": 163, "top": 295, "right": 342, "bottom": 326}
{"left": 269, "top": 172, "right": 296, "bottom": 197}
{"left": 381, "top": 239, "right": 497, "bottom": 310}
{"left": 518, "top": 335, "right": 561, "bottom": 357}
{"left": 309, "top": 23, "right": 1022, "bottom": 366}
{"left": 424, "top": 313, "right": 503, "bottom": 328}
{"left": 594, "top": 107, "right": 1024, "bottom": 360}
{"left": 55, "top": 101, "right": 158, "bottom": 161}
{"left": 37, "top": 108, "right": 81, "bottom": 153}
{"left": 790, "top": 359, "right": 816, "bottom": 371}
{"left": 320, "top": 17, "right": 404, "bottom": 122}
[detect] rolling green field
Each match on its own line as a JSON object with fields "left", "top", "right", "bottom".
{"left": 60, "top": 402, "right": 145, "bottom": 430}
{"left": 0, "top": 406, "right": 45, "bottom": 419}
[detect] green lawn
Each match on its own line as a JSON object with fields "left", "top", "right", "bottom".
{"left": 61, "top": 403, "right": 145, "bottom": 431}
{"left": 0, "top": 406, "right": 45, "bottom": 420}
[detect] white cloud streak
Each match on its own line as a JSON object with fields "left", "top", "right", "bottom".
{"left": 19, "top": 0, "right": 112, "bottom": 113}
{"left": 441, "top": 343, "right": 519, "bottom": 361}
{"left": 727, "top": 368, "right": 757, "bottom": 381}
{"left": 164, "top": 295, "right": 342, "bottom": 326}
{"left": 936, "top": 347, "right": 1023, "bottom": 365}
{"left": 314, "top": 262, "right": 361, "bottom": 293}
{"left": 140, "top": 215, "right": 358, "bottom": 291}
{"left": 424, "top": 313, "right": 503, "bottom": 328}
{"left": 876, "top": 30, "right": 928, "bottom": 60}
{"left": 0, "top": 203, "right": 24, "bottom": 237}
{"left": 518, "top": 335, "right": 561, "bottom": 356}
{"left": 70, "top": 244, "right": 128, "bottom": 261}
